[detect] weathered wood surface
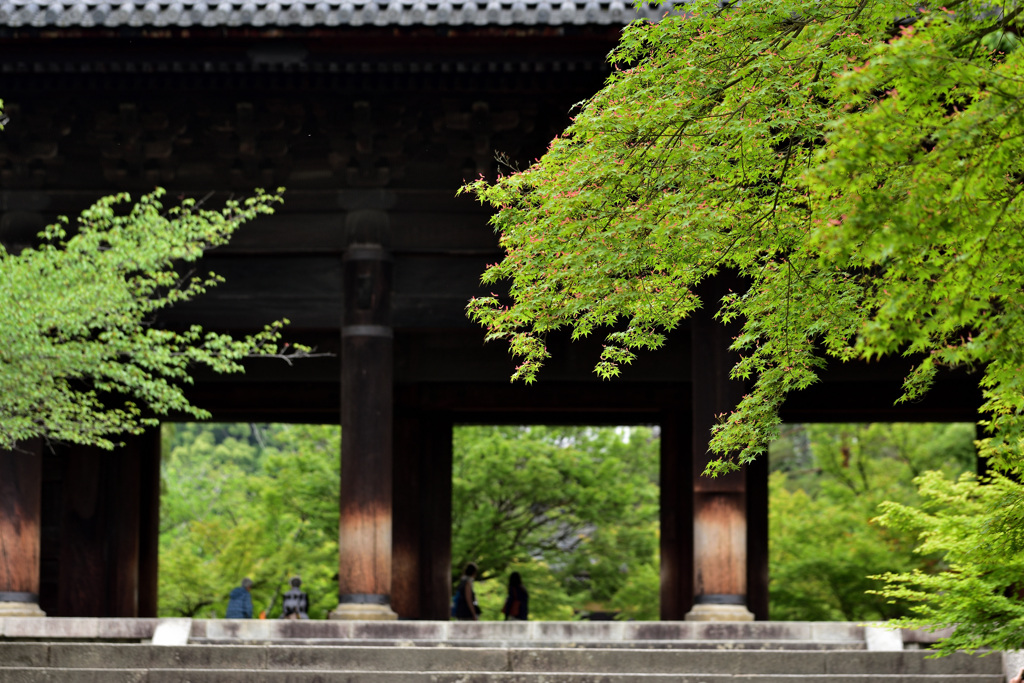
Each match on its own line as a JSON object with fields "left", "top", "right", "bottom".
{"left": 39, "top": 434, "right": 162, "bottom": 619}
{"left": 158, "top": 253, "right": 498, "bottom": 329}
{"left": 338, "top": 246, "right": 395, "bottom": 603}
{"left": 0, "top": 441, "right": 42, "bottom": 599}
{"left": 690, "top": 277, "right": 763, "bottom": 615}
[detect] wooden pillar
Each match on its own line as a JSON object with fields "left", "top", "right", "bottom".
{"left": 331, "top": 243, "right": 398, "bottom": 620}
{"left": 57, "top": 442, "right": 142, "bottom": 617}
{"left": 687, "top": 276, "right": 758, "bottom": 621}
{"left": 0, "top": 440, "right": 46, "bottom": 616}
{"left": 976, "top": 422, "right": 990, "bottom": 478}
{"left": 38, "top": 445, "right": 62, "bottom": 615}
{"left": 110, "top": 448, "right": 141, "bottom": 617}
{"left": 392, "top": 401, "right": 453, "bottom": 619}
{"left": 660, "top": 397, "right": 694, "bottom": 620}
{"left": 131, "top": 430, "right": 162, "bottom": 617}
{"left": 746, "top": 445, "right": 769, "bottom": 620}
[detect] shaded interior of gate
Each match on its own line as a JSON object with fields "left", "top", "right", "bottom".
{"left": 1, "top": 25, "right": 984, "bottom": 621}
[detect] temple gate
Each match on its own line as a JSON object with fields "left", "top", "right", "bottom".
{"left": 0, "top": 1, "right": 981, "bottom": 621}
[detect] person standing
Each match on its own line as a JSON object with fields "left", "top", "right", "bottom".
{"left": 225, "top": 577, "right": 254, "bottom": 618}
{"left": 501, "top": 571, "right": 529, "bottom": 621}
{"left": 454, "top": 563, "right": 480, "bottom": 621}
{"left": 281, "top": 576, "right": 310, "bottom": 619}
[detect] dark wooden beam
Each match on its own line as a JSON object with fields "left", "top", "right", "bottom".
{"left": 219, "top": 211, "right": 498, "bottom": 254}
{"left": 780, "top": 376, "right": 981, "bottom": 423}
{"left": 0, "top": 32, "right": 622, "bottom": 63}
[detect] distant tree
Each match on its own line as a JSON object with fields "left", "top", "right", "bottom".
{"left": 158, "top": 423, "right": 340, "bottom": 619}
{"left": 769, "top": 423, "right": 975, "bottom": 621}
{"left": 452, "top": 425, "right": 659, "bottom": 620}
{"left": 158, "top": 423, "right": 661, "bottom": 620}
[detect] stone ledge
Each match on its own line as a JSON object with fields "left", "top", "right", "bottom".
{"left": 0, "top": 668, "right": 1006, "bottom": 683}
{"left": 189, "top": 638, "right": 867, "bottom": 650}
{"left": 0, "top": 619, "right": 876, "bottom": 646}
{"left": 0, "top": 646, "right": 1003, "bottom": 676}
{"left": 0, "top": 618, "right": 159, "bottom": 641}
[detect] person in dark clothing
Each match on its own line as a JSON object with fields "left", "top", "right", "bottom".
{"left": 454, "top": 562, "right": 480, "bottom": 621}
{"left": 225, "top": 577, "right": 254, "bottom": 618}
{"left": 281, "top": 576, "right": 310, "bottom": 619}
{"left": 502, "top": 571, "right": 529, "bottom": 621}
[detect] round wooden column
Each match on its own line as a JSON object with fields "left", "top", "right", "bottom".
{"left": 330, "top": 243, "right": 398, "bottom": 620}
{"left": 0, "top": 440, "right": 46, "bottom": 617}
{"left": 686, "top": 277, "right": 757, "bottom": 622}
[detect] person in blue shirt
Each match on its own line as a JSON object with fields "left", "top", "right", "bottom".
{"left": 225, "top": 577, "right": 254, "bottom": 618}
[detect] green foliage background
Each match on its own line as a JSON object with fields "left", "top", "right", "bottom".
{"left": 158, "top": 423, "right": 661, "bottom": 620}
{"left": 872, "top": 470, "right": 1024, "bottom": 653}
{"left": 453, "top": 425, "right": 660, "bottom": 620}
{"left": 159, "top": 420, "right": 976, "bottom": 625}
{"left": 159, "top": 423, "right": 341, "bottom": 619}
{"left": 768, "top": 423, "right": 975, "bottom": 622}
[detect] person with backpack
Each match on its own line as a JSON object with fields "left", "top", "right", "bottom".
{"left": 453, "top": 563, "right": 480, "bottom": 621}
{"left": 225, "top": 577, "right": 254, "bottom": 618}
{"left": 280, "top": 576, "right": 310, "bottom": 619}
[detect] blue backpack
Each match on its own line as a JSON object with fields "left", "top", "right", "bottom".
{"left": 450, "top": 581, "right": 463, "bottom": 617}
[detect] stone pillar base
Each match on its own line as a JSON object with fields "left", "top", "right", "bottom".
{"left": 328, "top": 603, "right": 398, "bottom": 620}
{"left": 0, "top": 601, "right": 46, "bottom": 617}
{"left": 685, "top": 603, "right": 754, "bottom": 621}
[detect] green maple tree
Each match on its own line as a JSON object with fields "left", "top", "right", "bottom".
{"left": 462, "top": 0, "right": 1024, "bottom": 475}
{"left": 0, "top": 102, "right": 303, "bottom": 448}
{"left": 462, "top": 0, "right": 1024, "bottom": 649}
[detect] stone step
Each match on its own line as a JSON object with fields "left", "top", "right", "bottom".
{"left": 0, "top": 643, "right": 1002, "bottom": 676}
{"left": 0, "top": 618, "right": 878, "bottom": 647}
{"left": 0, "top": 669, "right": 1006, "bottom": 683}
{"left": 189, "top": 638, "right": 866, "bottom": 650}
{"left": 189, "top": 620, "right": 870, "bottom": 645}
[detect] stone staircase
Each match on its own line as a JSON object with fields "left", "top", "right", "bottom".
{"left": 0, "top": 619, "right": 1008, "bottom": 682}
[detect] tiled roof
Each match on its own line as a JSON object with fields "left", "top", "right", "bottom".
{"left": 0, "top": 0, "right": 667, "bottom": 28}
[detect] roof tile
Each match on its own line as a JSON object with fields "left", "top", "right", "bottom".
{"left": 0, "top": 0, "right": 667, "bottom": 27}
